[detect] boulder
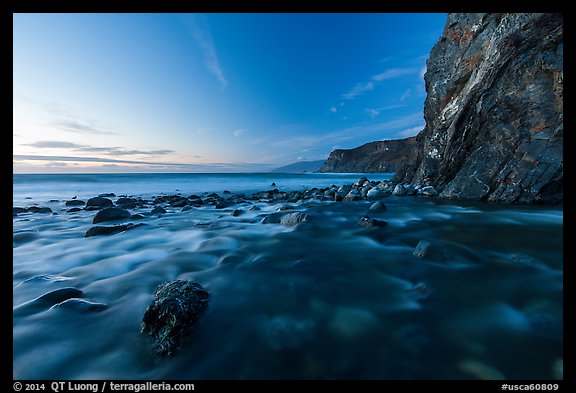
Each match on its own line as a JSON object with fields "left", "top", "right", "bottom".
{"left": 116, "top": 197, "right": 137, "bottom": 208}
{"left": 151, "top": 206, "right": 167, "bottom": 215}
{"left": 280, "top": 212, "right": 309, "bottom": 227}
{"left": 93, "top": 207, "right": 131, "bottom": 224}
{"left": 392, "top": 184, "right": 407, "bottom": 196}
{"left": 343, "top": 189, "right": 363, "bottom": 202}
{"left": 85, "top": 223, "right": 138, "bottom": 237}
{"left": 141, "top": 280, "right": 209, "bottom": 356}
{"left": 86, "top": 196, "right": 114, "bottom": 209}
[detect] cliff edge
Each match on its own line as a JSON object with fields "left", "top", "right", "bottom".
{"left": 394, "top": 13, "right": 563, "bottom": 203}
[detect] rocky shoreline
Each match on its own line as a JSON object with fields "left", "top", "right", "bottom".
{"left": 13, "top": 177, "right": 440, "bottom": 238}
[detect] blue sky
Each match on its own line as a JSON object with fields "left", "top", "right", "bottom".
{"left": 13, "top": 13, "right": 446, "bottom": 173}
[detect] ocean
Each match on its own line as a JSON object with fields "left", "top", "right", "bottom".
{"left": 13, "top": 173, "right": 563, "bottom": 379}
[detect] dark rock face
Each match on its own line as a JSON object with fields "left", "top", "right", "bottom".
{"left": 141, "top": 280, "right": 209, "bottom": 356}
{"left": 93, "top": 207, "right": 131, "bottom": 224}
{"left": 320, "top": 137, "right": 418, "bottom": 173}
{"left": 394, "top": 13, "right": 563, "bottom": 204}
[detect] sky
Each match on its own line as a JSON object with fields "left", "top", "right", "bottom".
{"left": 13, "top": 13, "right": 447, "bottom": 173}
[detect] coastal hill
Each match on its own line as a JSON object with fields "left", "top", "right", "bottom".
{"left": 325, "top": 13, "right": 563, "bottom": 204}
{"left": 319, "top": 137, "right": 417, "bottom": 173}
{"left": 270, "top": 160, "right": 325, "bottom": 173}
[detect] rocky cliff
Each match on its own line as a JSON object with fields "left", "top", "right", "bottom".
{"left": 394, "top": 13, "right": 563, "bottom": 204}
{"left": 319, "top": 136, "right": 418, "bottom": 173}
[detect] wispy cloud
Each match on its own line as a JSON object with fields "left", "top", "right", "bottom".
{"left": 180, "top": 14, "right": 227, "bottom": 90}
{"left": 395, "top": 125, "right": 424, "bottom": 138}
{"left": 25, "top": 141, "right": 84, "bottom": 149}
{"left": 329, "top": 106, "right": 337, "bottom": 113}
{"left": 365, "top": 108, "right": 380, "bottom": 118}
{"left": 400, "top": 89, "right": 412, "bottom": 101}
{"left": 233, "top": 128, "right": 247, "bottom": 137}
{"left": 14, "top": 154, "right": 274, "bottom": 172}
{"left": 372, "top": 67, "right": 419, "bottom": 82}
{"left": 24, "top": 140, "right": 174, "bottom": 156}
{"left": 13, "top": 154, "right": 184, "bottom": 166}
{"left": 342, "top": 67, "right": 420, "bottom": 100}
{"left": 341, "top": 81, "right": 374, "bottom": 100}
{"left": 53, "top": 119, "right": 116, "bottom": 135}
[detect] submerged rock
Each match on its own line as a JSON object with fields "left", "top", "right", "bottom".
{"left": 27, "top": 206, "right": 52, "bottom": 214}
{"left": 231, "top": 209, "right": 244, "bottom": 217}
{"left": 50, "top": 298, "right": 108, "bottom": 312}
{"left": 93, "top": 207, "right": 131, "bottom": 224}
{"left": 357, "top": 216, "right": 388, "bottom": 228}
{"left": 261, "top": 212, "right": 288, "bottom": 224}
{"left": 67, "top": 207, "right": 82, "bottom": 213}
{"left": 368, "top": 200, "right": 388, "bottom": 212}
{"left": 13, "top": 231, "right": 39, "bottom": 245}
{"left": 141, "top": 280, "right": 209, "bottom": 356}
{"left": 85, "top": 223, "right": 139, "bottom": 237}
{"left": 65, "top": 199, "right": 85, "bottom": 206}
{"left": 151, "top": 206, "right": 167, "bottom": 215}
{"left": 14, "top": 287, "right": 84, "bottom": 316}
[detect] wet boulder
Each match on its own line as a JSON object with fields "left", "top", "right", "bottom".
{"left": 93, "top": 207, "right": 131, "bottom": 224}
{"left": 151, "top": 206, "right": 167, "bottom": 215}
{"left": 86, "top": 196, "right": 114, "bottom": 209}
{"left": 280, "top": 211, "right": 309, "bottom": 227}
{"left": 116, "top": 197, "right": 137, "bottom": 209}
{"left": 141, "top": 280, "right": 209, "bottom": 356}
{"left": 85, "top": 223, "right": 139, "bottom": 237}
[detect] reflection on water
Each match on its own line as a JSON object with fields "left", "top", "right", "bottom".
{"left": 13, "top": 193, "right": 562, "bottom": 379}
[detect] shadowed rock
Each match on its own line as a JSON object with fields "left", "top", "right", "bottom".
{"left": 357, "top": 216, "right": 388, "bottom": 228}
{"left": 116, "top": 197, "right": 137, "bottom": 208}
{"left": 141, "top": 280, "right": 209, "bottom": 356}
{"left": 85, "top": 223, "right": 140, "bottom": 237}
{"left": 151, "top": 206, "right": 167, "bottom": 214}
{"left": 368, "top": 200, "right": 388, "bottom": 212}
{"left": 86, "top": 196, "right": 114, "bottom": 209}
{"left": 93, "top": 207, "right": 131, "bottom": 224}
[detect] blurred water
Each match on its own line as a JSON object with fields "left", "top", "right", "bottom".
{"left": 13, "top": 174, "right": 563, "bottom": 379}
